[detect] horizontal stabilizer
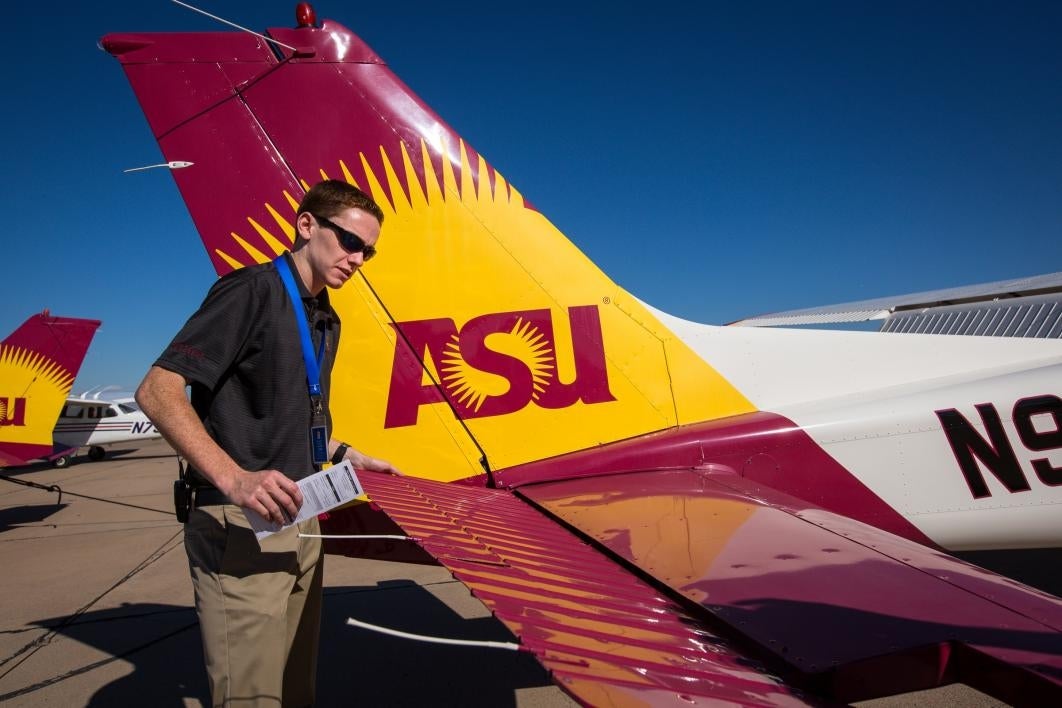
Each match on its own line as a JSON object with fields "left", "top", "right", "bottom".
{"left": 354, "top": 469, "right": 1062, "bottom": 704}
{"left": 731, "top": 271, "right": 1062, "bottom": 338}
{"left": 353, "top": 471, "right": 809, "bottom": 706}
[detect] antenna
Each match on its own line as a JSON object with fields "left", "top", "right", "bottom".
{"left": 170, "top": 0, "right": 299, "bottom": 53}
{"left": 123, "top": 160, "right": 194, "bottom": 174}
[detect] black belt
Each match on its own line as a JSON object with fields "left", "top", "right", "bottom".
{"left": 193, "top": 487, "right": 231, "bottom": 507}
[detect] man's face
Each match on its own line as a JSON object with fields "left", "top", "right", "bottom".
{"left": 305, "top": 207, "right": 382, "bottom": 289}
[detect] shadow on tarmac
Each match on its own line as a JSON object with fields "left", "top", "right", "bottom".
{"left": 0, "top": 504, "right": 66, "bottom": 532}
{"left": 13, "top": 582, "right": 554, "bottom": 707}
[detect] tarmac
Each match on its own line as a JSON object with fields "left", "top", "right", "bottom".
{"left": 0, "top": 439, "right": 576, "bottom": 708}
{"left": 1, "top": 439, "right": 1055, "bottom": 707}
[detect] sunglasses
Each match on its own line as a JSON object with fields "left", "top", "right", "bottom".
{"left": 310, "top": 213, "right": 377, "bottom": 261}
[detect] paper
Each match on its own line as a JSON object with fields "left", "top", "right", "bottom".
{"left": 244, "top": 460, "right": 365, "bottom": 540}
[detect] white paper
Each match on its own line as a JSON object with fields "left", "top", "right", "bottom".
{"left": 244, "top": 460, "right": 365, "bottom": 541}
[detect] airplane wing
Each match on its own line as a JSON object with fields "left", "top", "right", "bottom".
{"left": 729, "top": 271, "right": 1062, "bottom": 337}
{"left": 355, "top": 469, "right": 1062, "bottom": 705}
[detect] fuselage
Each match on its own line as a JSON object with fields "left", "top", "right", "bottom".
{"left": 53, "top": 398, "right": 160, "bottom": 448}
{"left": 646, "top": 311, "right": 1062, "bottom": 551}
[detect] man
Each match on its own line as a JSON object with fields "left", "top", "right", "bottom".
{"left": 137, "top": 180, "right": 398, "bottom": 707}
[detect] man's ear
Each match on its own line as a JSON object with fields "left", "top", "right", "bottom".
{"left": 295, "top": 211, "right": 315, "bottom": 241}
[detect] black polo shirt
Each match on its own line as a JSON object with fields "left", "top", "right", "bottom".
{"left": 155, "top": 252, "right": 340, "bottom": 484}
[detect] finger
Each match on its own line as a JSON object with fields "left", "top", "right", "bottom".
{"left": 264, "top": 487, "right": 298, "bottom": 523}
{"left": 276, "top": 475, "right": 303, "bottom": 510}
{"left": 255, "top": 498, "right": 283, "bottom": 527}
{"left": 263, "top": 471, "right": 303, "bottom": 513}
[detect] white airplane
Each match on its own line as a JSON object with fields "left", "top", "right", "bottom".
{"left": 51, "top": 386, "right": 160, "bottom": 467}
{"left": 102, "top": 8, "right": 1062, "bottom": 705}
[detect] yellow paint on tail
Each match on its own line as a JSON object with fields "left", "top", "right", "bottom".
{"left": 217, "top": 140, "right": 755, "bottom": 480}
{"left": 0, "top": 345, "right": 75, "bottom": 446}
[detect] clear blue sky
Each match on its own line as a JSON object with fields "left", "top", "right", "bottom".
{"left": 3, "top": 1, "right": 1060, "bottom": 391}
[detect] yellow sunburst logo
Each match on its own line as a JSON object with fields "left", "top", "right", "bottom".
{"left": 439, "top": 318, "right": 555, "bottom": 412}
{"left": 214, "top": 138, "right": 518, "bottom": 270}
{"left": 0, "top": 344, "right": 75, "bottom": 443}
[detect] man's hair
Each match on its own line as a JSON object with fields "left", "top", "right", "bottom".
{"left": 297, "top": 180, "right": 385, "bottom": 225}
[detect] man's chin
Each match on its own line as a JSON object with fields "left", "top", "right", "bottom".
{"left": 329, "top": 272, "right": 353, "bottom": 288}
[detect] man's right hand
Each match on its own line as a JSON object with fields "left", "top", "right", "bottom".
{"left": 224, "top": 470, "right": 303, "bottom": 526}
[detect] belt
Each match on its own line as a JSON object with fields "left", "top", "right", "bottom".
{"left": 193, "top": 487, "right": 231, "bottom": 507}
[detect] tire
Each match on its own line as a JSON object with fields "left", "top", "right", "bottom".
{"left": 88, "top": 446, "right": 106, "bottom": 462}
{"left": 53, "top": 454, "right": 72, "bottom": 469}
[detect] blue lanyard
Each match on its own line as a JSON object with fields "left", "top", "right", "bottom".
{"left": 275, "top": 256, "right": 326, "bottom": 397}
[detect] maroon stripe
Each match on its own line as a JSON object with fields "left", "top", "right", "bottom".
{"left": 497, "top": 411, "right": 936, "bottom": 547}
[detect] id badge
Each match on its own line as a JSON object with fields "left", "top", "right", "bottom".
{"left": 310, "top": 397, "right": 328, "bottom": 465}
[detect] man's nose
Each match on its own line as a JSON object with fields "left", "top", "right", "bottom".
{"left": 348, "top": 251, "right": 365, "bottom": 268}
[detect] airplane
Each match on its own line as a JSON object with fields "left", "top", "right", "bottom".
{"left": 1, "top": 312, "right": 101, "bottom": 468}
{"left": 50, "top": 387, "right": 161, "bottom": 468}
{"left": 102, "top": 4, "right": 1062, "bottom": 704}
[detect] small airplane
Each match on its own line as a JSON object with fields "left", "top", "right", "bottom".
{"left": 103, "top": 5, "right": 1062, "bottom": 704}
{"left": 1, "top": 312, "right": 101, "bottom": 468}
{"left": 51, "top": 386, "right": 161, "bottom": 468}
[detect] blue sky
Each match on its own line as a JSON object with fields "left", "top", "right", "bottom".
{"left": 3, "top": 1, "right": 1060, "bottom": 391}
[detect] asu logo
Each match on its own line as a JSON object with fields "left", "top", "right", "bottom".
{"left": 385, "top": 305, "right": 616, "bottom": 428}
{"left": 0, "top": 343, "right": 75, "bottom": 444}
{"left": 0, "top": 397, "right": 27, "bottom": 427}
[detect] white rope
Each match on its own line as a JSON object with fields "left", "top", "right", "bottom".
{"left": 346, "top": 617, "right": 521, "bottom": 651}
{"left": 298, "top": 534, "right": 414, "bottom": 541}
{"left": 171, "top": 0, "right": 298, "bottom": 52}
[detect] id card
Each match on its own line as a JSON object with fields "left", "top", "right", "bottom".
{"left": 310, "top": 396, "right": 328, "bottom": 465}
{"left": 310, "top": 425, "right": 328, "bottom": 464}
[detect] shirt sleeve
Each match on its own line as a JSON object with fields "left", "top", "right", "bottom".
{"left": 154, "top": 270, "right": 265, "bottom": 390}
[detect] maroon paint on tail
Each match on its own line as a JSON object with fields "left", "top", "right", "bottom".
{"left": 102, "top": 19, "right": 507, "bottom": 277}
{"left": 2, "top": 312, "right": 101, "bottom": 375}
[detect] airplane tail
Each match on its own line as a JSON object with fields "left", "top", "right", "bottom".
{"left": 0, "top": 313, "right": 101, "bottom": 466}
{"left": 102, "top": 18, "right": 754, "bottom": 480}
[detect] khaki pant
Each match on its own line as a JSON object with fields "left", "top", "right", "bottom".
{"left": 185, "top": 505, "right": 323, "bottom": 708}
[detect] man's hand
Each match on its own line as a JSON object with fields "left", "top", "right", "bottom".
{"left": 224, "top": 469, "right": 304, "bottom": 525}
{"left": 347, "top": 448, "right": 402, "bottom": 476}
{"left": 138, "top": 367, "right": 306, "bottom": 524}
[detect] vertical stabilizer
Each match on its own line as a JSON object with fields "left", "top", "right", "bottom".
{"left": 103, "top": 19, "right": 753, "bottom": 479}
{"left": 0, "top": 313, "right": 101, "bottom": 466}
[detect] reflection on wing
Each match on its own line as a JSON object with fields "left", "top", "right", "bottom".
{"left": 731, "top": 271, "right": 1062, "bottom": 337}
{"left": 355, "top": 472, "right": 809, "bottom": 707}
{"left": 356, "top": 470, "right": 1062, "bottom": 705}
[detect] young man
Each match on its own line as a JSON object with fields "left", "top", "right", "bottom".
{"left": 137, "top": 180, "right": 398, "bottom": 707}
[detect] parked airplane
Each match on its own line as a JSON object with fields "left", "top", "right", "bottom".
{"left": 103, "top": 6, "right": 1061, "bottom": 704}
{"left": 51, "top": 388, "right": 161, "bottom": 468}
{"left": 0, "top": 312, "right": 101, "bottom": 468}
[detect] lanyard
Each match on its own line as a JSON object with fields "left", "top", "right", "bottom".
{"left": 276, "top": 256, "right": 330, "bottom": 466}
{"left": 275, "top": 256, "right": 326, "bottom": 397}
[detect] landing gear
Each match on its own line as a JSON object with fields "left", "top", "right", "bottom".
{"left": 88, "top": 446, "right": 106, "bottom": 462}
{"left": 52, "top": 454, "right": 72, "bottom": 469}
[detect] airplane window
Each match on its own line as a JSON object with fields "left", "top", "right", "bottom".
{"left": 105, "top": 407, "right": 118, "bottom": 417}
{"left": 63, "top": 405, "right": 85, "bottom": 418}
{"left": 118, "top": 404, "right": 138, "bottom": 414}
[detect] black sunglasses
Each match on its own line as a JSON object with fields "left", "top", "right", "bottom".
{"left": 310, "top": 213, "right": 377, "bottom": 261}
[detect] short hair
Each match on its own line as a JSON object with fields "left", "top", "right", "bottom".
{"left": 297, "top": 180, "right": 384, "bottom": 225}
